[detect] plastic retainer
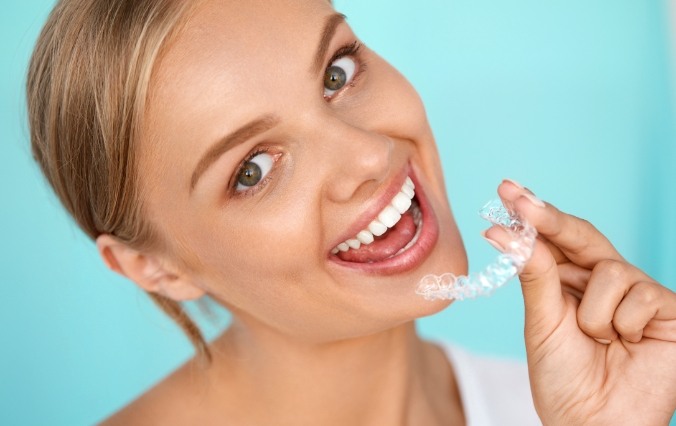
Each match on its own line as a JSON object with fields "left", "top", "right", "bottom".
{"left": 415, "top": 199, "right": 537, "bottom": 301}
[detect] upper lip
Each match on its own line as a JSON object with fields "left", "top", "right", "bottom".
{"left": 328, "top": 165, "right": 411, "bottom": 255}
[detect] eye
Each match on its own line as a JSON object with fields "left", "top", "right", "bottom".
{"left": 324, "top": 56, "right": 357, "bottom": 98}
{"left": 235, "top": 151, "right": 274, "bottom": 191}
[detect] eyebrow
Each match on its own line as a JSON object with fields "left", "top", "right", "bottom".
{"left": 190, "top": 115, "right": 279, "bottom": 191}
{"left": 190, "top": 13, "right": 345, "bottom": 192}
{"left": 311, "top": 13, "right": 347, "bottom": 75}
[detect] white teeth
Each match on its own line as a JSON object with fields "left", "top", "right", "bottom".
{"left": 331, "top": 175, "right": 419, "bottom": 255}
{"left": 401, "top": 184, "right": 414, "bottom": 199}
{"left": 368, "top": 220, "right": 388, "bottom": 237}
{"left": 391, "top": 193, "right": 412, "bottom": 214}
{"left": 378, "top": 206, "right": 402, "bottom": 228}
{"left": 357, "top": 230, "right": 375, "bottom": 245}
{"left": 346, "top": 239, "right": 361, "bottom": 250}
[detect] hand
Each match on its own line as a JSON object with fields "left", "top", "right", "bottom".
{"left": 483, "top": 180, "right": 676, "bottom": 426}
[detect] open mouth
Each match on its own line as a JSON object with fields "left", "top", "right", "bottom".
{"left": 330, "top": 176, "right": 425, "bottom": 264}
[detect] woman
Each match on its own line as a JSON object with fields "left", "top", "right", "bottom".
{"left": 27, "top": 0, "right": 676, "bottom": 424}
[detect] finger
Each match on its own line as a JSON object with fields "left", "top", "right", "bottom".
{"left": 557, "top": 262, "right": 591, "bottom": 293}
{"left": 644, "top": 319, "right": 676, "bottom": 342}
{"left": 538, "top": 235, "right": 569, "bottom": 265}
{"left": 483, "top": 227, "right": 568, "bottom": 265}
{"left": 498, "top": 180, "right": 625, "bottom": 269}
{"left": 576, "top": 259, "right": 643, "bottom": 341}
{"left": 485, "top": 225, "right": 567, "bottom": 339}
{"left": 614, "top": 282, "right": 676, "bottom": 342}
{"left": 498, "top": 178, "right": 532, "bottom": 211}
{"left": 612, "top": 281, "right": 660, "bottom": 342}
{"left": 484, "top": 225, "right": 586, "bottom": 298}
{"left": 561, "top": 284, "right": 584, "bottom": 301}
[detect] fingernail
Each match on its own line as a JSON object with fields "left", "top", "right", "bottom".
{"left": 522, "top": 193, "right": 545, "bottom": 208}
{"left": 481, "top": 230, "right": 505, "bottom": 251}
{"left": 503, "top": 178, "right": 524, "bottom": 189}
{"left": 594, "top": 338, "right": 612, "bottom": 345}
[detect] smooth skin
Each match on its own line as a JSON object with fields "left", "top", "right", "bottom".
{"left": 486, "top": 180, "right": 676, "bottom": 425}
{"left": 99, "top": 0, "right": 467, "bottom": 424}
{"left": 96, "top": 0, "right": 676, "bottom": 424}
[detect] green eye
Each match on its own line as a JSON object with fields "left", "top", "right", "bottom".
{"left": 236, "top": 152, "right": 273, "bottom": 191}
{"left": 324, "top": 65, "right": 347, "bottom": 91}
{"left": 237, "top": 162, "right": 262, "bottom": 187}
{"left": 324, "top": 56, "right": 357, "bottom": 97}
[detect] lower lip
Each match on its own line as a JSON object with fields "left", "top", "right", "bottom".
{"left": 328, "top": 171, "right": 439, "bottom": 275}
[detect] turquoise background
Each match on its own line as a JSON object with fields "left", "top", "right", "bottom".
{"left": 2, "top": 1, "right": 674, "bottom": 424}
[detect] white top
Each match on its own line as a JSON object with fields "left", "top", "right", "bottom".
{"left": 440, "top": 343, "right": 542, "bottom": 426}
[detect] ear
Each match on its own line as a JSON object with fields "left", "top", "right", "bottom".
{"left": 95, "top": 234, "right": 205, "bottom": 301}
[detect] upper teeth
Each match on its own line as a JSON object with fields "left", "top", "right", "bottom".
{"left": 331, "top": 176, "right": 416, "bottom": 254}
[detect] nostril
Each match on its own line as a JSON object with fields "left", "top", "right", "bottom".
{"left": 322, "top": 124, "right": 393, "bottom": 203}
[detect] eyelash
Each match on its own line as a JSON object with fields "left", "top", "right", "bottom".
{"left": 230, "top": 147, "right": 276, "bottom": 198}
{"left": 230, "top": 41, "right": 367, "bottom": 198}
{"left": 324, "top": 40, "right": 367, "bottom": 100}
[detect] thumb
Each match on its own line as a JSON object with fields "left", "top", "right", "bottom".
{"left": 518, "top": 239, "right": 567, "bottom": 344}
{"left": 484, "top": 226, "right": 566, "bottom": 345}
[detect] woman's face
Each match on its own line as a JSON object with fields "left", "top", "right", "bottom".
{"left": 141, "top": 0, "right": 467, "bottom": 341}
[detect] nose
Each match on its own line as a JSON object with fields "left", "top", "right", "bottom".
{"left": 311, "top": 115, "right": 392, "bottom": 203}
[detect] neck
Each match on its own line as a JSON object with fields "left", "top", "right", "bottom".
{"left": 208, "top": 319, "right": 464, "bottom": 425}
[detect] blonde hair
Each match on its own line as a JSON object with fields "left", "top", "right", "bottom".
{"left": 27, "top": 0, "right": 211, "bottom": 361}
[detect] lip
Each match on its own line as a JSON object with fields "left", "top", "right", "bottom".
{"left": 327, "top": 165, "right": 410, "bottom": 252}
{"left": 327, "top": 164, "right": 439, "bottom": 275}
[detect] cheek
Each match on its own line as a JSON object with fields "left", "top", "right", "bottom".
{"left": 351, "top": 56, "right": 431, "bottom": 141}
{"left": 188, "top": 199, "right": 326, "bottom": 305}
{"left": 344, "top": 56, "right": 443, "bottom": 182}
{"left": 355, "top": 57, "right": 449, "bottom": 207}
{"left": 184, "top": 204, "right": 370, "bottom": 341}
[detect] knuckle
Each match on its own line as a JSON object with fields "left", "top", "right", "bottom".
{"left": 577, "top": 314, "right": 609, "bottom": 335}
{"left": 568, "top": 217, "right": 594, "bottom": 256}
{"left": 612, "top": 316, "right": 641, "bottom": 336}
{"left": 593, "top": 259, "right": 627, "bottom": 281}
{"left": 630, "top": 281, "right": 659, "bottom": 306}
{"left": 577, "top": 217, "right": 597, "bottom": 233}
{"left": 568, "top": 236, "right": 590, "bottom": 257}
{"left": 548, "top": 211, "right": 566, "bottom": 238}
{"left": 572, "top": 218, "right": 601, "bottom": 256}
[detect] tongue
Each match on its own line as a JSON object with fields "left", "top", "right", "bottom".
{"left": 337, "top": 210, "right": 417, "bottom": 263}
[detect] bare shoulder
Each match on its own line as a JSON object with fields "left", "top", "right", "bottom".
{"left": 99, "top": 358, "right": 214, "bottom": 425}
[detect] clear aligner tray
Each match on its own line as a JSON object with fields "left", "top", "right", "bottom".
{"left": 415, "top": 199, "right": 537, "bottom": 301}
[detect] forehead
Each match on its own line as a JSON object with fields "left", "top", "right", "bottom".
{"left": 142, "top": 0, "right": 336, "bottom": 187}
{"left": 150, "top": 0, "right": 334, "bottom": 123}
